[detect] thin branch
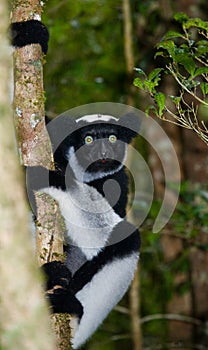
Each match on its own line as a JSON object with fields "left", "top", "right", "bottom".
{"left": 167, "top": 64, "right": 208, "bottom": 106}
{"left": 140, "top": 313, "right": 202, "bottom": 326}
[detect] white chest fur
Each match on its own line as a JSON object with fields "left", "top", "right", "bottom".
{"left": 41, "top": 181, "right": 122, "bottom": 260}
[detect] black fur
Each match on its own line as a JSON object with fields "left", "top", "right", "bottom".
{"left": 42, "top": 220, "right": 140, "bottom": 317}
{"left": 11, "top": 20, "right": 49, "bottom": 54}
{"left": 48, "top": 117, "right": 140, "bottom": 217}
{"left": 42, "top": 261, "right": 83, "bottom": 317}
{"left": 70, "top": 222, "right": 140, "bottom": 294}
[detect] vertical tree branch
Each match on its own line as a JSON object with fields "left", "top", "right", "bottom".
{"left": 0, "top": 1, "right": 56, "bottom": 349}
{"left": 11, "top": 1, "right": 72, "bottom": 348}
{"left": 36, "top": 193, "right": 72, "bottom": 350}
{"left": 129, "top": 265, "right": 142, "bottom": 350}
{"left": 122, "top": 0, "right": 136, "bottom": 106}
{"left": 11, "top": 0, "right": 54, "bottom": 169}
{"left": 122, "top": 1, "right": 142, "bottom": 349}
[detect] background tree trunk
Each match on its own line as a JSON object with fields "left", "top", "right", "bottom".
{"left": 122, "top": 1, "right": 142, "bottom": 349}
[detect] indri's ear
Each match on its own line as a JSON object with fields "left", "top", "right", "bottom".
{"left": 119, "top": 113, "right": 141, "bottom": 142}
{"left": 46, "top": 115, "right": 78, "bottom": 150}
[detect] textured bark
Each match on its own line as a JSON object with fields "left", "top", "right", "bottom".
{"left": 11, "top": 0, "right": 54, "bottom": 169}
{"left": 36, "top": 193, "right": 66, "bottom": 266}
{"left": 0, "top": 1, "right": 56, "bottom": 349}
{"left": 122, "top": 0, "right": 136, "bottom": 106}
{"left": 129, "top": 266, "right": 142, "bottom": 350}
{"left": 11, "top": 0, "right": 42, "bottom": 21}
{"left": 11, "top": 1, "right": 71, "bottom": 348}
{"left": 51, "top": 314, "right": 72, "bottom": 350}
{"left": 122, "top": 1, "right": 142, "bottom": 349}
{"left": 35, "top": 192, "right": 72, "bottom": 350}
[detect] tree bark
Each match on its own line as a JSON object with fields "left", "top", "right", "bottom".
{"left": 11, "top": 1, "right": 72, "bottom": 348}
{"left": 122, "top": 0, "right": 136, "bottom": 107}
{"left": 36, "top": 193, "right": 72, "bottom": 350}
{"left": 122, "top": 1, "right": 142, "bottom": 349}
{"left": 11, "top": 0, "right": 54, "bottom": 169}
{"left": 0, "top": 1, "right": 56, "bottom": 349}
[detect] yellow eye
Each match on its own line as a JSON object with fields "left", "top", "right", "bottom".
{"left": 85, "top": 135, "right": 94, "bottom": 145}
{"left": 109, "top": 135, "right": 117, "bottom": 143}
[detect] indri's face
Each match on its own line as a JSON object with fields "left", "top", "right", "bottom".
{"left": 54, "top": 114, "right": 140, "bottom": 183}
{"left": 66, "top": 123, "right": 127, "bottom": 180}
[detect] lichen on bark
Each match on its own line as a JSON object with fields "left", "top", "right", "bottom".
{"left": 35, "top": 191, "right": 72, "bottom": 349}
{"left": 35, "top": 192, "right": 66, "bottom": 265}
{"left": 11, "top": 0, "right": 54, "bottom": 169}
{"left": 13, "top": 45, "right": 54, "bottom": 168}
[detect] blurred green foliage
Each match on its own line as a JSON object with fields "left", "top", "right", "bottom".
{"left": 43, "top": 0, "right": 127, "bottom": 115}
{"left": 41, "top": 1, "right": 208, "bottom": 349}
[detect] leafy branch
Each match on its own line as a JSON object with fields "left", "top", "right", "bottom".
{"left": 134, "top": 13, "right": 208, "bottom": 145}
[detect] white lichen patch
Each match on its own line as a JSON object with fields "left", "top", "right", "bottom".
{"left": 16, "top": 107, "right": 22, "bottom": 117}
{"left": 32, "top": 13, "right": 41, "bottom": 21}
{"left": 30, "top": 113, "right": 41, "bottom": 129}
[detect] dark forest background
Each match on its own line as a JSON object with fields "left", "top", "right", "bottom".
{"left": 42, "top": 1, "right": 208, "bottom": 349}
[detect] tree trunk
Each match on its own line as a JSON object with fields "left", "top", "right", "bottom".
{"left": 11, "top": 1, "right": 72, "bottom": 348}
{"left": 122, "top": 1, "right": 142, "bottom": 349}
{"left": 35, "top": 192, "right": 72, "bottom": 350}
{"left": 0, "top": 1, "right": 56, "bottom": 349}
{"left": 11, "top": 0, "right": 53, "bottom": 169}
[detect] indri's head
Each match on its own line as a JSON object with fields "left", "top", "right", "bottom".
{"left": 53, "top": 113, "right": 140, "bottom": 183}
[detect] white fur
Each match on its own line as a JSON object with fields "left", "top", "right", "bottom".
{"left": 66, "top": 146, "right": 127, "bottom": 183}
{"left": 76, "top": 114, "right": 119, "bottom": 123}
{"left": 41, "top": 182, "right": 122, "bottom": 260}
{"left": 71, "top": 252, "right": 139, "bottom": 349}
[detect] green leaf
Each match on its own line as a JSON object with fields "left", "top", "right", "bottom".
{"left": 194, "top": 67, "right": 208, "bottom": 77}
{"left": 143, "top": 80, "right": 157, "bottom": 94}
{"left": 134, "top": 68, "right": 146, "bottom": 76}
{"left": 155, "top": 92, "right": 166, "bottom": 117}
{"left": 200, "top": 82, "right": 208, "bottom": 95}
{"left": 170, "top": 95, "right": 182, "bottom": 105}
{"left": 196, "top": 40, "right": 208, "bottom": 56}
{"left": 185, "top": 18, "right": 208, "bottom": 31}
{"left": 174, "top": 13, "right": 189, "bottom": 24}
{"left": 175, "top": 53, "right": 196, "bottom": 76}
{"left": 148, "top": 68, "right": 163, "bottom": 81}
{"left": 157, "top": 40, "right": 176, "bottom": 59}
{"left": 133, "top": 77, "right": 144, "bottom": 89}
{"left": 154, "top": 51, "right": 166, "bottom": 58}
{"left": 163, "top": 31, "right": 184, "bottom": 39}
{"left": 145, "top": 105, "right": 158, "bottom": 116}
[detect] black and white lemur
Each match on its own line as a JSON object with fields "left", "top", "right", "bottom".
{"left": 11, "top": 20, "right": 141, "bottom": 349}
